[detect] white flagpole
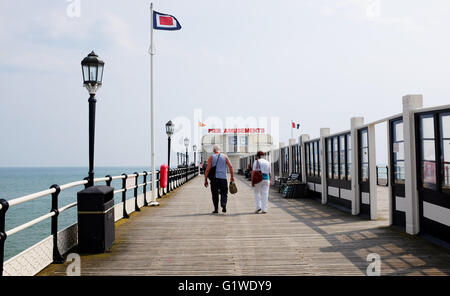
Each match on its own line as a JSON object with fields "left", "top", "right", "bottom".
{"left": 149, "top": 2, "right": 159, "bottom": 206}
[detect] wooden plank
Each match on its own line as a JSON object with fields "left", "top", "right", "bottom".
{"left": 38, "top": 176, "right": 450, "bottom": 276}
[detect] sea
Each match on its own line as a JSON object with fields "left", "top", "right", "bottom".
{"left": 0, "top": 167, "right": 149, "bottom": 261}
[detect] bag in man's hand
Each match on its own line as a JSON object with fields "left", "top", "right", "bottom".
{"left": 229, "top": 182, "right": 238, "bottom": 194}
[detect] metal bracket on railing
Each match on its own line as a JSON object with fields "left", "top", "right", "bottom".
{"left": 0, "top": 199, "right": 10, "bottom": 277}
{"left": 121, "top": 174, "right": 130, "bottom": 219}
{"left": 50, "top": 185, "right": 64, "bottom": 264}
{"left": 143, "top": 171, "right": 149, "bottom": 207}
{"left": 83, "top": 177, "right": 90, "bottom": 189}
{"left": 133, "top": 172, "right": 141, "bottom": 212}
{"left": 105, "top": 175, "right": 112, "bottom": 187}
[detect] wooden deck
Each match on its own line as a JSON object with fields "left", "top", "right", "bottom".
{"left": 39, "top": 175, "right": 450, "bottom": 276}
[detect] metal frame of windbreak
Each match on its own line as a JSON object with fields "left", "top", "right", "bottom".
{"left": 389, "top": 116, "right": 406, "bottom": 229}
{"left": 358, "top": 128, "right": 370, "bottom": 217}
{"left": 415, "top": 108, "right": 450, "bottom": 243}
{"left": 325, "top": 132, "right": 352, "bottom": 211}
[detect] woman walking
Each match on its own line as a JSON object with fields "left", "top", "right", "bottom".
{"left": 252, "top": 151, "right": 271, "bottom": 214}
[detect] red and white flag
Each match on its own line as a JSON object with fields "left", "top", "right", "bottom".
{"left": 153, "top": 10, "right": 182, "bottom": 31}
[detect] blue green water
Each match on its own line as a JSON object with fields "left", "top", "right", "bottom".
{"left": 0, "top": 167, "right": 150, "bottom": 261}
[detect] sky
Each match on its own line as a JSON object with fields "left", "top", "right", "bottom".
{"left": 1, "top": 0, "right": 450, "bottom": 168}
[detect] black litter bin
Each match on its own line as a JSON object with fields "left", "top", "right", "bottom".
{"left": 77, "top": 185, "right": 115, "bottom": 253}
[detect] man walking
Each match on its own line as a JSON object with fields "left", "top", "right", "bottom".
{"left": 204, "top": 144, "right": 235, "bottom": 213}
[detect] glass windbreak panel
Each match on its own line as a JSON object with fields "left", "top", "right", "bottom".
{"left": 340, "top": 135, "right": 346, "bottom": 180}
{"left": 442, "top": 139, "right": 450, "bottom": 192}
{"left": 422, "top": 161, "right": 436, "bottom": 188}
{"left": 327, "top": 139, "right": 332, "bottom": 179}
{"left": 394, "top": 121, "right": 404, "bottom": 141}
{"left": 421, "top": 116, "right": 435, "bottom": 139}
{"left": 360, "top": 130, "right": 368, "bottom": 148}
{"left": 361, "top": 163, "right": 369, "bottom": 182}
{"left": 314, "top": 141, "right": 319, "bottom": 176}
{"left": 361, "top": 147, "right": 369, "bottom": 164}
{"left": 306, "top": 144, "right": 310, "bottom": 176}
{"left": 347, "top": 134, "right": 352, "bottom": 180}
{"left": 317, "top": 141, "right": 321, "bottom": 177}
{"left": 333, "top": 137, "right": 339, "bottom": 179}
{"left": 442, "top": 114, "right": 450, "bottom": 192}
{"left": 442, "top": 114, "right": 450, "bottom": 138}
{"left": 395, "top": 161, "right": 405, "bottom": 184}
{"left": 422, "top": 140, "right": 436, "bottom": 161}
{"left": 392, "top": 120, "right": 405, "bottom": 184}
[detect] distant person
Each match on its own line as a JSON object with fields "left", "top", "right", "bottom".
{"left": 204, "top": 144, "right": 235, "bottom": 213}
{"left": 252, "top": 151, "right": 271, "bottom": 214}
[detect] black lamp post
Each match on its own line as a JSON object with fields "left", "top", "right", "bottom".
{"left": 184, "top": 138, "right": 189, "bottom": 182}
{"left": 165, "top": 120, "right": 174, "bottom": 192}
{"left": 193, "top": 145, "right": 197, "bottom": 166}
{"left": 184, "top": 138, "right": 189, "bottom": 166}
{"left": 81, "top": 51, "right": 104, "bottom": 187}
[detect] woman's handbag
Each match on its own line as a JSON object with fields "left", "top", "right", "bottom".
{"left": 207, "top": 154, "right": 221, "bottom": 181}
{"left": 229, "top": 182, "right": 238, "bottom": 194}
{"left": 251, "top": 160, "right": 263, "bottom": 186}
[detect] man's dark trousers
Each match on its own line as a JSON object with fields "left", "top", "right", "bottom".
{"left": 210, "top": 178, "right": 228, "bottom": 210}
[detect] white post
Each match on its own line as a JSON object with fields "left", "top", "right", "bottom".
{"left": 288, "top": 138, "right": 296, "bottom": 175}
{"left": 320, "top": 128, "right": 330, "bottom": 205}
{"left": 368, "top": 124, "right": 378, "bottom": 220}
{"left": 299, "top": 134, "right": 310, "bottom": 183}
{"left": 351, "top": 117, "right": 364, "bottom": 215}
{"left": 403, "top": 94, "right": 423, "bottom": 234}
{"left": 149, "top": 3, "right": 159, "bottom": 206}
{"left": 387, "top": 121, "right": 393, "bottom": 226}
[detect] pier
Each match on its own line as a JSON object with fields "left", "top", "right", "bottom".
{"left": 37, "top": 175, "right": 450, "bottom": 276}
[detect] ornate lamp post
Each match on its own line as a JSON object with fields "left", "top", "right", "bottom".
{"left": 165, "top": 120, "right": 174, "bottom": 193}
{"left": 193, "top": 145, "right": 197, "bottom": 166}
{"left": 184, "top": 137, "right": 189, "bottom": 182}
{"left": 81, "top": 51, "right": 104, "bottom": 187}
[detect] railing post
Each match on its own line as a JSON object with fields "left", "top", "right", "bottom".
{"left": 143, "top": 171, "right": 149, "bottom": 207}
{"left": 50, "top": 185, "right": 64, "bottom": 264}
{"left": 157, "top": 171, "right": 161, "bottom": 198}
{"left": 0, "top": 199, "right": 10, "bottom": 277}
{"left": 105, "top": 175, "right": 112, "bottom": 187}
{"left": 167, "top": 170, "right": 171, "bottom": 193}
{"left": 122, "top": 174, "right": 130, "bottom": 219}
{"left": 134, "top": 172, "right": 141, "bottom": 212}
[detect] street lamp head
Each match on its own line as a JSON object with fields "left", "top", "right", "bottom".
{"left": 184, "top": 137, "right": 189, "bottom": 148}
{"left": 81, "top": 51, "right": 105, "bottom": 95}
{"left": 166, "top": 120, "right": 174, "bottom": 137}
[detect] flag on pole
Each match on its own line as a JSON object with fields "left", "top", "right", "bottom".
{"left": 199, "top": 121, "right": 206, "bottom": 127}
{"left": 153, "top": 10, "right": 182, "bottom": 30}
{"left": 292, "top": 122, "right": 296, "bottom": 129}
{"left": 297, "top": 124, "right": 300, "bottom": 130}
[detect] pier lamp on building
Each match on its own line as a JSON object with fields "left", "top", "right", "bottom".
{"left": 81, "top": 51, "right": 104, "bottom": 187}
